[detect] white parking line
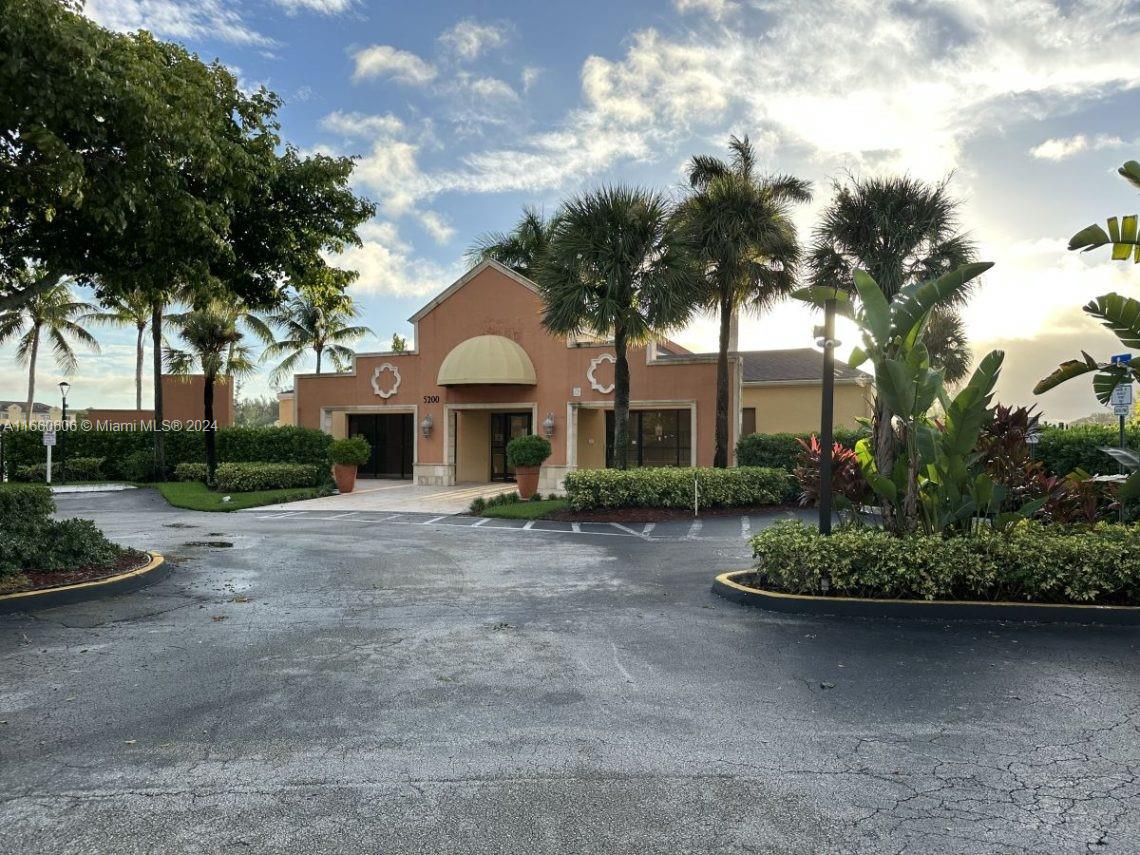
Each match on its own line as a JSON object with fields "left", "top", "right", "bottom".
{"left": 257, "top": 511, "right": 305, "bottom": 519}
{"left": 642, "top": 522, "right": 656, "bottom": 536}
{"left": 522, "top": 520, "right": 535, "bottom": 530}
{"left": 572, "top": 522, "right": 581, "bottom": 533}
{"left": 610, "top": 522, "right": 646, "bottom": 539}
{"left": 740, "top": 515, "right": 751, "bottom": 537}
{"left": 471, "top": 517, "right": 491, "bottom": 527}
{"left": 328, "top": 512, "right": 359, "bottom": 520}
{"left": 686, "top": 519, "right": 703, "bottom": 540}
{"left": 421, "top": 515, "right": 447, "bottom": 525}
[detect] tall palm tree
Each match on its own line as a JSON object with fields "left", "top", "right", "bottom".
{"left": 165, "top": 302, "right": 258, "bottom": 480}
{"left": 808, "top": 175, "right": 976, "bottom": 484}
{"left": 83, "top": 290, "right": 151, "bottom": 410}
{"left": 679, "top": 135, "right": 812, "bottom": 467}
{"left": 924, "top": 306, "right": 972, "bottom": 385}
{"left": 263, "top": 290, "right": 373, "bottom": 385}
{"left": 538, "top": 186, "right": 697, "bottom": 469}
{"left": 0, "top": 276, "right": 99, "bottom": 424}
{"left": 465, "top": 206, "right": 557, "bottom": 278}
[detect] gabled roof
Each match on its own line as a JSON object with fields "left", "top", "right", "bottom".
{"left": 738, "top": 348, "right": 871, "bottom": 383}
{"left": 407, "top": 259, "right": 539, "bottom": 323}
{"left": 1, "top": 400, "right": 54, "bottom": 414}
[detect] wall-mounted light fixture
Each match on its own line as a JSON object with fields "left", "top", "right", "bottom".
{"left": 542, "top": 412, "right": 556, "bottom": 438}
{"left": 420, "top": 414, "right": 433, "bottom": 438}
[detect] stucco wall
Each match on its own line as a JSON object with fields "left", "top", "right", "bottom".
{"left": 293, "top": 264, "right": 733, "bottom": 483}
{"left": 456, "top": 410, "right": 491, "bottom": 482}
{"left": 276, "top": 394, "right": 295, "bottom": 427}
{"left": 85, "top": 375, "right": 233, "bottom": 427}
{"left": 741, "top": 382, "right": 872, "bottom": 434}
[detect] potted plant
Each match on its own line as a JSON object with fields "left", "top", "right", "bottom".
{"left": 329, "top": 435, "right": 371, "bottom": 494}
{"left": 506, "top": 434, "right": 551, "bottom": 500}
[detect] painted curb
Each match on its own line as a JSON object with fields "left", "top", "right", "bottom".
{"left": 712, "top": 570, "right": 1140, "bottom": 626}
{"left": 0, "top": 553, "right": 169, "bottom": 615}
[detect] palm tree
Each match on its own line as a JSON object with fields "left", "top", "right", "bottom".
{"left": 465, "top": 206, "right": 557, "bottom": 278}
{"left": 809, "top": 175, "right": 976, "bottom": 484}
{"left": 679, "top": 135, "right": 812, "bottom": 467}
{"left": 0, "top": 275, "right": 99, "bottom": 424}
{"left": 263, "top": 291, "right": 373, "bottom": 385}
{"left": 83, "top": 291, "right": 151, "bottom": 410}
{"left": 165, "top": 302, "right": 258, "bottom": 481}
{"left": 538, "top": 186, "right": 697, "bottom": 469}
{"left": 924, "top": 307, "right": 972, "bottom": 385}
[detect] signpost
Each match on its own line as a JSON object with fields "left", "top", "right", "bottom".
{"left": 42, "top": 425, "right": 56, "bottom": 484}
{"left": 1110, "top": 354, "right": 1133, "bottom": 466}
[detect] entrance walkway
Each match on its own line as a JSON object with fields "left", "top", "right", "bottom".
{"left": 255, "top": 480, "right": 518, "bottom": 514}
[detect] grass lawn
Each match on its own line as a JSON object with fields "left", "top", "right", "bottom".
{"left": 480, "top": 499, "right": 568, "bottom": 520}
{"left": 151, "top": 481, "right": 331, "bottom": 512}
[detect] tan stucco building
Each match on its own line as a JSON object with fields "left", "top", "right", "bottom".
{"left": 85, "top": 375, "right": 235, "bottom": 428}
{"left": 278, "top": 260, "right": 872, "bottom": 490}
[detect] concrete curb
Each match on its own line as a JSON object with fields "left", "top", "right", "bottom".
{"left": 0, "top": 553, "right": 169, "bottom": 615}
{"left": 712, "top": 569, "right": 1140, "bottom": 626}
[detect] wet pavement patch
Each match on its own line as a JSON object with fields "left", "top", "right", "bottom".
{"left": 182, "top": 541, "right": 234, "bottom": 549}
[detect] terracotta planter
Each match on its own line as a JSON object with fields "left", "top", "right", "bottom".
{"left": 333, "top": 463, "right": 358, "bottom": 494}
{"left": 515, "top": 465, "right": 540, "bottom": 500}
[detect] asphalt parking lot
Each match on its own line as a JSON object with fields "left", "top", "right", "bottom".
{"left": 1, "top": 489, "right": 1138, "bottom": 854}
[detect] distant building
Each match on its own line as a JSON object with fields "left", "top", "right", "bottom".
{"left": 0, "top": 401, "right": 72, "bottom": 427}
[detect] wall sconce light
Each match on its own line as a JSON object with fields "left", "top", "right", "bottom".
{"left": 654, "top": 421, "right": 665, "bottom": 442}
{"left": 542, "top": 411, "right": 556, "bottom": 439}
{"left": 420, "top": 414, "right": 433, "bottom": 438}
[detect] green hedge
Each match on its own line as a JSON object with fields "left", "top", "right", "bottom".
{"left": 14, "top": 456, "right": 105, "bottom": 482}
{"left": 0, "top": 483, "right": 55, "bottom": 524}
{"left": 174, "top": 462, "right": 208, "bottom": 483}
{"left": 1034, "top": 425, "right": 1140, "bottom": 476}
{"left": 564, "top": 466, "right": 789, "bottom": 511}
{"left": 2, "top": 425, "right": 332, "bottom": 480}
{"left": 749, "top": 520, "right": 1140, "bottom": 605}
{"left": 736, "top": 430, "right": 866, "bottom": 470}
{"left": 213, "top": 462, "right": 327, "bottom": 493}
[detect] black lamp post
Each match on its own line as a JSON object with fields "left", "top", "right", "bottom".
{"left": 58, "top": 381, "right": 70, "bottom": 484}
{"left": 815, "top": 296, "right": 840, "bottom": 536}
{"left": 0, "top": 423, "right": 8, "bottom": 483}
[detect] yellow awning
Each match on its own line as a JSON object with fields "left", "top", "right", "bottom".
{"left": 436, "top": 335, "right": 537, "bottom": 386}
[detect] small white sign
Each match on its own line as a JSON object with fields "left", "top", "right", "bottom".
{"left": 1114, "top": 404, "right": 1132, "bottom": 417}
{"left": 1109, "top": 383, "right": 1133, "bottom": 408}
{"left": 42, "top": 428, "right": 56, "bottom": 447}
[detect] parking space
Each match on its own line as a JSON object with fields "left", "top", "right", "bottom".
{"left": 244, "top": 506, "right": 805, "bottom": 541}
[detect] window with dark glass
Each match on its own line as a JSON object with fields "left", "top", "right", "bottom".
{"left": 604, "top": 409, "right": 690, "bottom": 468}
{"left": 742, "top": 407, "right": 756, "bottom": 436}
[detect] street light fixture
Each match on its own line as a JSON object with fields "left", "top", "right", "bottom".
{"left": 814, "top": 293, "right": 842, "bottom": 537}
{"left": 58, "top": 381, "right": 70, "bottom": 484}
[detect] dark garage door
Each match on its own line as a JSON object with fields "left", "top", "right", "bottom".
{"left": 346, "top": 413, "right": 414, "bottom": 479}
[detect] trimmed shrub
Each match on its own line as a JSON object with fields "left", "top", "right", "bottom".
{"left": 14, "top": 456, "right": 105, "bottom": 483}
{"left": 174, "top": 462, "right": 209, "bottom": 483}
{"left": 0, "top": 484, "right": 122, "bottom": 576}
{"left": 486, "top": 491, "right": 520, "bottom": 508}
{"left": 213, "top": 462, "right": 326, "bottom": 493}
{"left": 0, "top": 483, "right": 55, "bottom": 527}
{"left": 564, "top": 466, "right": 790, "bottom": 511}
{"left": 736, "top": 429, "right": 866, "bottom": 470}
{"left": 469, "top": 497, "right": 487, "bottom": 514}
{"left": 119, "top": 450, "right": 155, "bottom": 483}
{"left": 330, "top": 435, "right": 371, "bottom": 467}
{"left": 749, "top": 520, "right": 1140, "bottom": 605}
{"left": 506, "top": 434, "right": 551, "bottom": 468}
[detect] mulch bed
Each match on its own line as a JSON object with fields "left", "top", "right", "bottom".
{"left": 8, "top": 550, "right": 152, "bottom": 595}
{"left": 546, "top": 504, "right": 795, "bottom": 523}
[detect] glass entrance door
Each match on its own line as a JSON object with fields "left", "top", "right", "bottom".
{"left": 490, "top": 412, "right": 532, "bottom": 481}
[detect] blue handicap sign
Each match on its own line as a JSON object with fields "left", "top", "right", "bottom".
{"left": 1111, "top": 353, "right": 1132, "bottom": 364}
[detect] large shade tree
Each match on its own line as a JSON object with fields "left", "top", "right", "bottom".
{"left": 0, "top": 270, "right": 98, "bottom": 423}
{"left": 537, "top": 186, "right": 698, "bottom": 469}
{"left": 465, "top": 206, "right": 557, "bottom": 279}
{"left": 678, "top": 135, "right": 812, "bottom": 467}
{"left": 808, "top": 175, "right": 977, "bottom": 493}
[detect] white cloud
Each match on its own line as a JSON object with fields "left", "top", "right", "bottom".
{"left": 271, "top": 0, "right": 356, "bottom": 13}
{"left": 416, "top": 212, "right": 456, "bottom": 245}
{"left": 521, "top": 66, "right": 542, "bottom": 92}
{"left": 320, "top": 110, "right": 405, "bottom": 139}
{"left": 84, "top": 0, "right": 273, "bottom": 46}
{"left": 334, "top": 221, "right": 458, "bottom": 298}
{"left": 1029, "top": 133, "right": 1126, "bottom": 161}
{"left": 352, "top": 45, "right": 437, "bottom": 85}
{"left": 467, "top": 76, "right": 519, "bottom": 102}
{"left": 437, "top": 19, "right": 510, "bottom": 61}
{"left": 673, "top": 0, "right": 738, "bottom": 20}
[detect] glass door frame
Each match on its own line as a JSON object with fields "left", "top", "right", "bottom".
{"left": 489, "top": 411, "right": 533, "bottom": 482}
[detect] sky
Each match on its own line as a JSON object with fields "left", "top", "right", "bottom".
{"left": 3, "top": 0, "right": 1140, "bottom": 422}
